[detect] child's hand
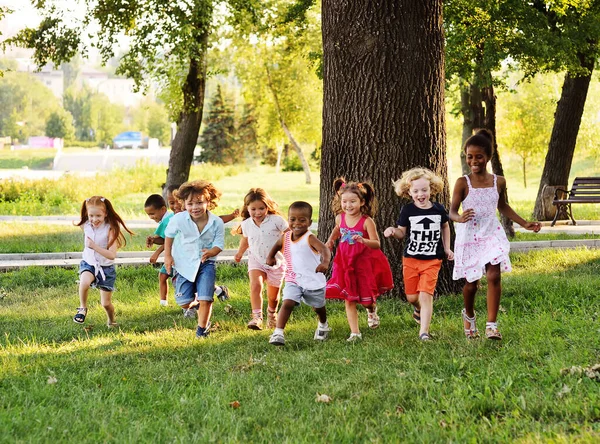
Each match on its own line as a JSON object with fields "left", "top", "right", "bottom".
{"left": 458, "top": 209, "right": 475, "bottom": 223}
{"left": 265, "top": 256, "right": 276, "bottom": 267}
{"left": 445, "top": 249, "right": 454, "bottom": 261}
{"left": 384, "top": 227, "right": 396, "bottom": 238}
{"left": 351, "top": 234, "right": 364, "bottom": 244}
{"left": 523, "top": 221, "right": 542, "bottom": 232}
{"left": 325, "top": 239, "right": 335, "bottom": 251}
{"left": 146, "top": 235, "right": 154, "bottom": 248}
{"left": 164, "top": 255, "right": 174, "bottom": 274}
{"left": 149, "top": 251, "right": 160, "bottom": 264}
{"left": 232, "top": 208, "right": 241, "bottom": 218}
{"left": 201, "top": 249, "right": 215, "bottom": 263}
{"left": 234, "top": 252, "right": 243, "bottom": 263}
{"left": 85, "top": 237, "right": 97, "bottom": 250}
{"left": 315, "top": 262, "right": 329, "bottom": 273}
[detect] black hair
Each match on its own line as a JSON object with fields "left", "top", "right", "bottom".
{"left": 145, "top": 194, "right": 166, "bottom": 209}
{"left": 166, "top": 184, "right": 181, "bottom": 194}
{"left": 463, "top": 128, "right": 494, "bottom": 157}
{"left": 289, "top": 201, "right": 313, "bottom": 219}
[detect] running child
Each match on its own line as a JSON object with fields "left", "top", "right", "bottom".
{"left": 234, "top": 188, "right": 288, "bottom": 330}
{"left": 384, "top": 167, "right": 454, "bottom": 341}
{"left": 144, "top": 194, "right": 174, "bottom": 306}
{"left": 450, "top": 129, "right": 540, "bottom": 340}
{"left": 73, "top": 196, "right": 134, "bottom": 327}
{"left": 163, "top": 180, "right": 225, "bottom": 339}
{"left": 325, "top": 179, "right": 394, "bottom": 341}
{"left": 266, "top": 201, "right": 332, "bottom": 346}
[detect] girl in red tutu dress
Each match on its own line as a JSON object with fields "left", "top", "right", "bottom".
{"left": 325, "top": 178, "right": 394, "bottom": 341}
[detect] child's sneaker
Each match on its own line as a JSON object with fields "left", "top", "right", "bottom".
{"left": 247, "top": 313, "right": 263, "bottom": 330}
{"left": 183, "top": 307, "right": 198, "bottom": 319}
{"left": 346, "top": 332, "right": 362, "bottom": 342}
{"left": 367, "top": 309, "right": 380, "bottom": 329}
{"left": 195, "top": 321, "right": 211, "bottom": 339}
{"left": 314, "top": 324, "right": 332, "bottom": 341}
{"left": 160, "top": 299, "right": 168, "bottom": 307}
{"left": 267, "top": 310, "right": 277, "bottom": 329}
{"left": 216, "top": 285, "right": 230, "bottom": 302}
{"left": 269, "top": 331, "right": 285, "bottom": 346}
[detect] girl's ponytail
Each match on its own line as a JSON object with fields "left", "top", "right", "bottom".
{"left": 358, "top": 182, "right": 377, "bottom": 218}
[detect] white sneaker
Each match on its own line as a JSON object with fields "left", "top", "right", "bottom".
{"left": 367, "top": 309, "right": 380, "bottom": 329}
{"left": 160, "top": 300, "right": 168, "bottom": 307}
{"left": 269, "top": 331, "right": 285, "bottom": 346}
{"left": 346, "top": 332, "right": 362, "bottom": 342}
{"left": 314, "top": 324, "right": 332, "bottom": 341}
{"left": 183, "top": 307, "right": 198, "bottom": 319}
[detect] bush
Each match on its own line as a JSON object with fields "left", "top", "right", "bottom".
{"left": 63, "top": 140, "right": 101, "bottom": 149}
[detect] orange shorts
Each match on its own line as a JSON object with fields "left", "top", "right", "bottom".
{"left": 402, "top": 257, "right": 443, "bottom": 295}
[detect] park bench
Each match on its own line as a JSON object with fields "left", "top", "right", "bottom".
{"left": 551, "top": 177, "right": 600, "bottom": 226}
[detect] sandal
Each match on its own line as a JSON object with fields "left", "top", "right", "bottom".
{"left": 485, "top": 322, "right": 502, "bottom": 340}
{"left": 419, "top": 332, "right": 431, "bottom": 341}
{"left": 412, "top": 308, "right": 421, "bottom": 325}
{"left": 107, "top": 321, "right": 119, "bottom": 329}
{"left": 461, "top": 309, "right": 479, "bottom": 339}
{"left": 73, "top": 307, "right": 87, "bottom": 324}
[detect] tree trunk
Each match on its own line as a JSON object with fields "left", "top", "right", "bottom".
{"left": 265, "top": 65, "right": 312, "bottom": 184}
{"left": 165, "top": 39, "right": 208, "bottom": 190}
{"left": 482, "top": 84, "right": 515, "bottom": 237}
{"left": 459, "top": 83, "right": 472, "bottom": 175}
{"left": 320, "top": 0, "right": 461, "bottom": 296}
{"left": 532, "top": 58, "right": 594, "bottom": 221}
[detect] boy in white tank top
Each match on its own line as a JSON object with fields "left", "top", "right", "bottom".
{"left": 265, "top": 201, "right": 332, "bottom": 346}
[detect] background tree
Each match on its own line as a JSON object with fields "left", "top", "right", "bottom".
{"left": 45, "top": 110, "right": 75, "bottom": 140}
{"left": 320, "top": 0, "right": 460, "bottom": 295}
{"left": 199, "top": 84, "right": 236, "bottom": 164}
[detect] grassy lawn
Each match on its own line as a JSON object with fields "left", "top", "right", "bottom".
{"left": 0, "top": 249, "right": 599, "bottom": 442}
{"left": 0, "top": 149, "right": 55, "bottom": 170}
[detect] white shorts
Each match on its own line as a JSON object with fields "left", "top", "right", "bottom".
{"left": 283, "top": 283, "right": 326, "bottom": 309}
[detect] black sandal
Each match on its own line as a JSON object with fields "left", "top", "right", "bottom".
{"left": 73, "top": 307, "right": 87, "bottom": 324}
{"left": 419, "top": 332, "right": 431, "bottom": 341}
{"left": 412, "top": 308, "right": 421, "bottom": 325}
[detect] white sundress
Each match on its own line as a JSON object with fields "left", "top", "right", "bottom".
{"left": 453, "top": 174, "right": 511, "bottom": 283}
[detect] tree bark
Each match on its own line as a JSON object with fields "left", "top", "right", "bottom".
{"left": 320, "top": 0, "right": 461, "bottom": 296}
{"left": 532, "top": 57, "right": 594, "bottom": 221}
{"left": 165, "top": 36, "right": 208, "bottom": 190}
{"left": 265, "top": 65, "right": 312, "bottom": 184}
{"left": 459, "top": 83, "right": 473, "bottom": 175}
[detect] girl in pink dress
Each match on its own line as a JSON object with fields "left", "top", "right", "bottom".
{"left": 326, "top": 178, "right": 394, "bottom": 341}
{"left": 450, "top": 129, "right": 540, "bottom": 340}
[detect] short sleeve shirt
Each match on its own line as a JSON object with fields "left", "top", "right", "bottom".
{"left": 154, "top": 212, "right": 174, "bottom": 239}
{"left": 397, "top": 202, "right": 449, "bottom": 260}
{"left": 241, "top": 214, "right": 289, "bottom": 264}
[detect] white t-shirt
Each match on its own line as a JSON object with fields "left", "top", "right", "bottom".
{"left": 241, "top": 214, "right": 288, "bottom": 265}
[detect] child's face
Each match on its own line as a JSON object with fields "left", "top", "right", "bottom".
{"left": 248, "top": 200, "right": 267, "bottom": 223}
{"left": 408, "top": 177, "right": 432, "bottom": 209}
{"left": 466, "top": 145, "right": 490, "bottom": 174}
{"left": 167, "top": 191, "right": 183, "bottom": 213}
{"left": 145, "top": 205, "right": 166, "bottom": 223}
{"left": 341, "top": 191, "right": 363, "bottom": 216}
{"left": 184, "top": 192, "right": 209, "bottom": 221}
{"left": 288, "top": 208, "right": 312, "bottom": 238}
{"left": 87, "top": 204, "right": 107, "bottom": 227}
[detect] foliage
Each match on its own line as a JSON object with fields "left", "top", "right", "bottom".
{"left": 132, "top": 99, "right": 171, "bottom": 146}
{"left": 45, "top": 110, "right": 75, "bottom": 140}
{"left": 199, "top": 85, "right": 237, "bottom": 164}
{"left": 63, "top": 86, "right": 94, "bottom": 141}
{"left": 0, "top": 249, "right": 599, "bottom": 441}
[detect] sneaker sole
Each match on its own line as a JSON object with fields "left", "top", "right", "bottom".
{"left": 247, "top": 324, "right": 262, "bottom": 331}
{"left": 269, "top": 340, "right": 285, "bottom": 346}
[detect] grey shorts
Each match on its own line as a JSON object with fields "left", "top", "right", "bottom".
{"left": 282, "top": 283, "right": 326, "bottom": 309}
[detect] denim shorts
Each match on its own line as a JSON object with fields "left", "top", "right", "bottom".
{"left": 283, "top": 282, "right": 326, "bottom": 309}
{"left": 79, "top": 260, "right": 116, "bottom": 292}
{"left": 175, "top": 261, "right": 216, "bottom": 306}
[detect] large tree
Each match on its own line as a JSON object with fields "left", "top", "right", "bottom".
{"left": 319, "top": 0, "right": 460, "bottom": 295}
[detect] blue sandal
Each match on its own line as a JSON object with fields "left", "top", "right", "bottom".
{"left": 73, "top": 307, "right": 87, "bottom": 324}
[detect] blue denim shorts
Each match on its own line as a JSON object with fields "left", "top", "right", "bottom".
{"left": 79, "top": 260, "right": 116, "bottom": 292}
{"left": 175, "top": 261, "right": 216, "bottom": 306}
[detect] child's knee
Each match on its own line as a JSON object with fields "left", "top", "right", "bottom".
{"left": 406, "top": 293, "right": 419, "bottom": 304}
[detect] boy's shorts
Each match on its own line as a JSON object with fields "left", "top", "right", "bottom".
{"left": 159, "top": 264, "right": 174, "bottom": 277}
{"left": 283, "top": 283, "right": 326, "bottom": 309}
{"left": 402, "top": 257, "right": 442, "bottom": 296}
{"left": 79, "top": 260, "right": 116, "bottom": 292}
{"left": 247, "top": 254, "right": 285, "bottom": 287}
{"left": 174, "top": 261, "right": 216, "bottom": 306}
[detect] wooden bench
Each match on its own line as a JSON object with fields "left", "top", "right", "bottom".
{"left": 552, "top": 177, "right": 600, "bottom": 226}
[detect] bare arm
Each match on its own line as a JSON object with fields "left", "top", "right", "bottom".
{"left": 163, "top": 236, "right": 174, "bottom": 273}
{"left": 308, "top": 234, "right": 331, "bottom": 272}
{"left": 496, "top": 176, "right": 541, "bottom": 231}
{"left": 384, "top": 225, "right": 407, "bottom": 239}
{"left": 265, "top": 236, "right": 284, "bottom": 267}
{"left": 441, "top": 221, "right": 454, "bottom": 260}
{"left": 149, "top": 244, "right": 164, "bottom": 264}
{"left": 219, "top": 208, "right": 240, "bottom": 224}
{"left": 325, "top": 215, "right": 342, "bottom": 250}
{"left": 235, "top": 236, "right": 249, "bottom": 263}
{"left": 86, "top": 229, "right": 118, "bottom": 260}
{"left": 449, "top": 177, "right": 474, "bottom": 223}
{"left": 355, "top": 217, "right": 380, "bottom": 249}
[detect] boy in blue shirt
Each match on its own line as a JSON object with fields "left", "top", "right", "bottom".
{"left": 145, "top": 194, "right": 174, "bottom": 306}
{"left": 164, "top": 181, "right": 225, "bottom": 338}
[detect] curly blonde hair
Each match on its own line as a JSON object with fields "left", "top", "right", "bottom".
{"left": 393, "top": 167, "right": 444, "bottom": 198}
{"left": 177, "top": 180, "right": 221, "bottom": 210}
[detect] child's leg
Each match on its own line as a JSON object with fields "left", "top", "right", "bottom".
{"left": 100, "top": 290, "right": 116, "bottom": 325}
{"left": 266, "top": 283, "right": 281, "bottom": 313}
{"left": 159, "top": 272, "right": 169, "bottom": 303}
{"left": 314, "top": 305, "right": 327, "bottom": 324}
{"left": 249, "top": 270, "right": 266, "bottom": 313}
{"left": 463, "top": 280, "right": 478, "bottom": 321}
{"left": 345, "top": 300, "right": 360, "bottom": 334}
{"left": 276, "top": 299, "right": 296, "bottom": 330}
{"left": 418, "top": 291, "right": 433, "bottom": 335}
{"left": 78, "top": 271, "right": 95, "bottom": 308}
{"left": 197, "top": 301, "right": 213, "bottom": 329}
{"left": 485, "top": 263, "right": 502, "bottom": 323}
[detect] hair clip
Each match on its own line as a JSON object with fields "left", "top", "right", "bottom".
{"left": 340, "top": 182, "right": 347, "bottom": 189}
{"left": 100, "top": 197, "right": 105, "bottom": 202}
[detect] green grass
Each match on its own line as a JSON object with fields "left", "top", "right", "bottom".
{"left": 1, "top": 249, "right": 599, "bottom": 442}
{"left": 0, "top": 149, "right": 55, "bottom": 170}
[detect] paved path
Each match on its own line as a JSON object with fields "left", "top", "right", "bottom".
{"left": 1, "top": 217, "right": 599, "bottom": 271}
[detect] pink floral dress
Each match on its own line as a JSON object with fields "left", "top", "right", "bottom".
{"left": 453, "top": 174, "right": 511, "bottom": 282}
